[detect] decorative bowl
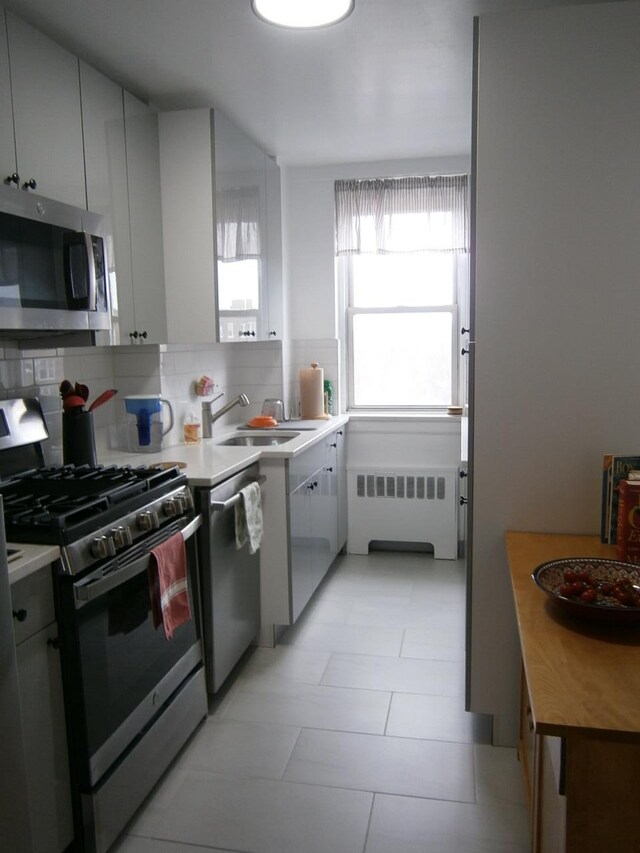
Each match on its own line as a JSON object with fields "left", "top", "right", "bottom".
{"left": 532, "top": 557, "right": 640, "bottom": 622}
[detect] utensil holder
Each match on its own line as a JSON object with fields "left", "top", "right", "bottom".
{"left": 62, "top": 410, "right": 97, "bottom": 467}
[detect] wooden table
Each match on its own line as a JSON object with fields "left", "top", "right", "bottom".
{"left": 505, "top": 531, "right": 640, "bottom": 853}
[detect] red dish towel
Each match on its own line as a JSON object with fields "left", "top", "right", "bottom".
{"left": 148, "top": 531, "right": 191, "bottom": 640}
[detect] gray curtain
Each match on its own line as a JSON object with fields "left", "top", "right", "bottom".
{"left": 335, "top": 175, "right": 469, "bottom": 255}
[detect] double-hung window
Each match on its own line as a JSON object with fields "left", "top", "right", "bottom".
{"left": 335, "top": 176, "right": 469, "bottom": 410}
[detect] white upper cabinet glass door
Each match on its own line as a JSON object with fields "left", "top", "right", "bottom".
{"left": 0, "top": 11, "right": 17, "bottom": 182}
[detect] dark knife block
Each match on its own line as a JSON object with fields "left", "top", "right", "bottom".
{"left": 62, "top": 410, "right": 97, "bottom": 467}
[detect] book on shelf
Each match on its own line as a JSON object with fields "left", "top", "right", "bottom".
{"left": 616, "top": 479, "right": 640, "bottom": 563}
{"left": 601, "top": 454, "right": 640, "bottom": 545}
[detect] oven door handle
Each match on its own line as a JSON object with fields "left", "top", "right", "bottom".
{"left": 209, "top": 475, "right": 266, "bottom": 512}
{"left": 73, "top": 515, "right": 202, "bottom": 607}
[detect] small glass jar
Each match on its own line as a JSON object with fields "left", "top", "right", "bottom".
{"left": 183, "top": 412, "right": 201, "bottom": 445}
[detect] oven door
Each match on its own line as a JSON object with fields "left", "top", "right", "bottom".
{"left": 60, "top": 515, "right": 203, "bottom": 788}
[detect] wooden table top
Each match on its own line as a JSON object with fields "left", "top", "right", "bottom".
{"left": 505, "top": 531, "right": 640, "bottom": 741}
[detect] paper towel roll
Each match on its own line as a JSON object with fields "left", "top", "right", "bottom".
{"left": 299, "top": 362, "right": 324, "bottom": 419}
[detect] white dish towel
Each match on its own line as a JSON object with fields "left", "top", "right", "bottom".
{"left": 235, "top": 482, "right": 263, "bottom": 554}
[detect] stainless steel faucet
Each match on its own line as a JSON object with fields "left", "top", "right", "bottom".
{"left": 201, "top": 392, "right": 251, "bottom": 438}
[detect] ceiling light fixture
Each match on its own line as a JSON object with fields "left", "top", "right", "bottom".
{"left": 251, "top": 0, "right": 354, "bottom": 29}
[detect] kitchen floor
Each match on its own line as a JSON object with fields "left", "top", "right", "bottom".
{"left": 113, "top": 551, "right": 531, "bottom": 853}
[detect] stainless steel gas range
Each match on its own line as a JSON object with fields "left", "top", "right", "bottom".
{"left": 0, "top": 398, "right": 207, "bottom": 853}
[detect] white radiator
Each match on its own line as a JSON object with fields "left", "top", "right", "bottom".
{"left": 347, "top": 466, "right": 458, "bottom": 559}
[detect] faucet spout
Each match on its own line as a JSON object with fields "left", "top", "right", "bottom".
{"left": 202, "top": 393, "right": 251, "bottom": 438}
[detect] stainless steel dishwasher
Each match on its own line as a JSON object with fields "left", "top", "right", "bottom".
{"left": 195, "top": 464, "right": 263, "bottom": 693}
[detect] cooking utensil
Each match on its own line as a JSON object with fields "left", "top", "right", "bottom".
{"left": 63, "top": 394, "right": 86, "bottom": 412}
{"left": 75, "top": 382, "right": 89, "bottom": 402}
{"left": 89, "top": 389, "right": 117, "bottom": 412}
{"left": 59, "top": 379, "right": 74, "bottom": 399}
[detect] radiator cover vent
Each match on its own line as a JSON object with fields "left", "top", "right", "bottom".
{"left": 348, "top": 467, "right": 458, "bottom": 559}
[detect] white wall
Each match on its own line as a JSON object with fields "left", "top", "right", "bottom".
{"left": 471, "top": 0, "right": 640, "bottom": 745}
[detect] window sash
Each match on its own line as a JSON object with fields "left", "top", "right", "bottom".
{"left": 347, "top": 305, "right": 458, "bottom": 410}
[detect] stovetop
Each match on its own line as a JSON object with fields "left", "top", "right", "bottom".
{"left": 1, "top": 463, "right": 188, "bottom": 545}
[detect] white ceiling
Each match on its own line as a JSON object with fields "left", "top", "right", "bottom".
{"left": 3, "top": 0, "right": 614, "bottom": 166}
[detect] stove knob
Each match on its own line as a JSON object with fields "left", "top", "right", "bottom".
{"left": 91, "top": 535, "right": 116, "bottom": 559}
{"left": 162, "top": 498, "right": 180, "bottom": 518}
{"left": 111, "top": 526, "right": 133, "bottom": 549}
{"left": 137, "top": 510, "right": 160, "bottom": 531}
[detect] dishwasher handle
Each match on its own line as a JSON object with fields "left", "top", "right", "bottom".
{"left": 209, "top": 475, "right": 266, "bottom": 512}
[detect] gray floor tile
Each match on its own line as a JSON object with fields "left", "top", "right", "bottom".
{"left": 281, "top": 621, "right": 404, "bottom": 657}
{"left": 142, "top": 772, "right": 373, "bottom": 853}
{"left": 365, "top": 792, "right": 531, "bottom": 853}
{"left": 220, "top": 678, "right": 391, "bottom": 734}
{"left": 113, "top": 837, "right": 235, "bottom": 853}
{"left": 386, "top": 692, "right": 492, "bottom": 743}
{"left": 179, "top": 718, "right": 301, "bottom": 779}
{"left": 240, "top": 646, "right": 332, "bottom": 685}
{"left": 475, "top": 744, "right": 527, "bottom": 806}
{"left": 283, "top": 728, "right": 476, "bottom": 802}
{"left": 321, "top": 651, "right": 465, "bottom": 696}
{"left": 401, "top": 625, "right": 465, "bottom": 661}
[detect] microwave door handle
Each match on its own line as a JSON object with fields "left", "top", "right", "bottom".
{"left": 73, "top": 515, "right": 202, "bottom": 607}
{"left": 84, "top": 232, "right": 97, "bottom": 311}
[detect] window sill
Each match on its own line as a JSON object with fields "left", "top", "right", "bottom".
{"left": 346, "top": 410, "right": 461, "bottom": 423}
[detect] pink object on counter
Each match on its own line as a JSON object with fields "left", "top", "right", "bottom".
{"left": 148, "top": 532, "right": 191, "bottom": 639}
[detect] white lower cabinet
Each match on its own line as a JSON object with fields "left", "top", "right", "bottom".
{"left": 259, "top": 425, "right": 347, "bottom": 640}
{"left": 11, "top": 566, "right": 73, "bottom": 853}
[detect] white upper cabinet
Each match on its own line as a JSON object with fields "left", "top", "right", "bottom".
{"left": 0, "top": 11, "right": 17, "bottom": 182}
{"left": 5, "top": 11, "right": 85, "bottom": 208}
{"left": 158, "top": 108, "right": 217, "bottom": 343}
{"left": 122, "top": 92, "right": 167, "bottom": 344}
{"left": 79, "top": 62, "right": 131, "bottom": 342}
{"left": 264, "top": 153, "right": 283, "bottom": 340}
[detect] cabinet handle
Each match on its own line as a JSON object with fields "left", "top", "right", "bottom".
{"left": 337, "top": 430, "right": 343, "bottom": 436}
{"left": 459, "top": 470, "right": 468, "bottom": 478}
{"left": 461, "top": 327, "right": 470, "bottom": 335}
{"left": 326, "top": 466, "right": 333, "bottom": 472}
{"left": 329, "top": 442, "right": 337, "bottom": 448}
{"left": 12, "top": 608, "right": 27, "bottom": 622}
{"left": 269, "top": 331, "right": 277, "bottom": 337}
{"left": 4, "top": 172, "right": 20, "bottom": 186}
{"left": 461, "top": 347, "right": 469, "bottom": 356}
{"left": 460, "top": 496, "right": 468, "bottom": 506}
{"left": 130, "top": 330, "right": 148, "bottom": 342}
{"left": 22, "top": 178, "right": 37, "bottom": 191}
{"left": 47, "top": 636, "right": 61, "bottom": 650}
{"left": 307, "top": 481, "right": 318, "bottom": 490}
{"left": 239, "top": 330, "right": 256, "bottom": 338}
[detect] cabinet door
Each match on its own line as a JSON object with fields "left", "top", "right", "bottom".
{"left": 335, "top": 428, "right": 348, "bottom": 551}
{"left": 158, "top": 108, "right": 217, "bottom": 343}
{"left": 214, "top": 109, "right": 268, "bottom": 342}
{"left": 16, "top": 624, "right": 73, "bottom": 853}
{"left": 80, "top": 62, "right": 129, "bottom": 339}
{"left": 309, "top": 467, "right": 335, "bottom": 591}
{"left": 7, "top": 11, "right": 85, "bottom": 208}
{"left": 123, "top": 91, "right": 167, "bottom": 343}
{"left": 264, "top": 154, "right": 283, "bottom": 340}
{"left": 0, "top": 10, "right": 17, "bottom": 181}
{"left": 289, "top": 480, "right": 313, "bottom": 622}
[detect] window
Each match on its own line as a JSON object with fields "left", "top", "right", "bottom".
{"left": 335, "top": 176, "right": 469, "bottom": 410}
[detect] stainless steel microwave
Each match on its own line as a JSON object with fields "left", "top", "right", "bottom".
{"left": 0, "top": 183, "right": 111, "bottom": 339}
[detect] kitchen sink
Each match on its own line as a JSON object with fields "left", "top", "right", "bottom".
{"left": 216, "top": 432, "right": 300, "bottom": 447}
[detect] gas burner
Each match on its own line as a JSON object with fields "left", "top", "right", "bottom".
{"left": 1, "top": 462, "right": 187, "bottom": 545}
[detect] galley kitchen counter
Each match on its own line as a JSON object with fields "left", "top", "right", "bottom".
{"left": 98, "top": 415, "right": 349, "bottom": 487}
{"left": 6, "top": 543, "right": 60, "bottom": 585}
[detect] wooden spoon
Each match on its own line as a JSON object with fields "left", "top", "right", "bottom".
{"left": 88, "top": 389, "right": 117, "bottom": 412}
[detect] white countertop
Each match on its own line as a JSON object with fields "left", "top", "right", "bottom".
{"left": 7, "top": 542, "right": 60, "bottom": 585}
{"left": 98, "top": 415, "right": 349, "bottom": 487}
